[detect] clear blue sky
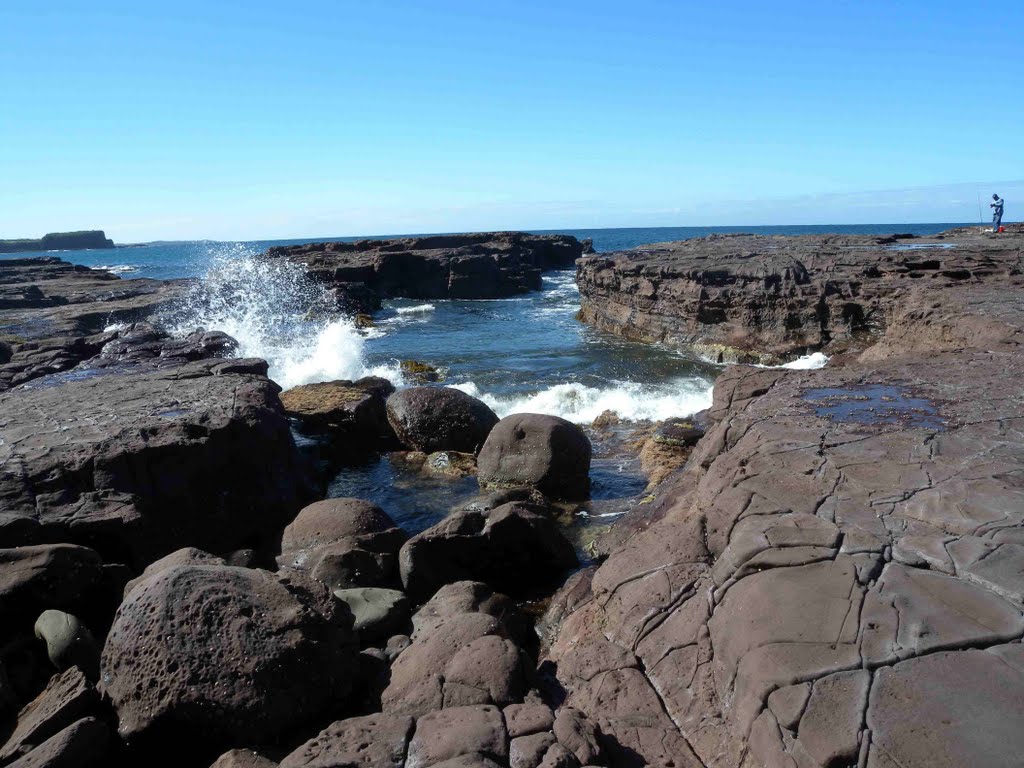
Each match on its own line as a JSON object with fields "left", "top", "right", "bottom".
{"left": 1, "top": 0, "right": 1021, "bottom": 241}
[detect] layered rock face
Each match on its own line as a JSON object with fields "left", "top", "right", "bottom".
{"left": 267, "top": 232, "right": 586, "bottom": 309}
{"left": 576, "top": 228, "right": 1021, "bottom": 363}
{"left": 547, "top": 230, "right": 1024, "bottom": 768}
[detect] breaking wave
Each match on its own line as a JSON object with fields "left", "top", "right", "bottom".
{"left": 163, "top": 243, "right": 399, "bottom": 389}
{"left": 450, "top": 378, "right": 713, "bottom": 423}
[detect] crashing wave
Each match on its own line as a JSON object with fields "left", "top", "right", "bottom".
{"left": 449, "top": 378, "right": 713, "bottom": 424}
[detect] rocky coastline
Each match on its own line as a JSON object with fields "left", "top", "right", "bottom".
{"left": 0, "top": 226, "right": 1022, "bottom": 768}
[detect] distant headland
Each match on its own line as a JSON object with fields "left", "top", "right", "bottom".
{"left": 0, "top": 229, "right": 114, "bottom": 254}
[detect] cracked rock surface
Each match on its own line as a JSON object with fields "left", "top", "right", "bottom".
{"left": 547, "top": 228, "right": 1024, "bottom": 767}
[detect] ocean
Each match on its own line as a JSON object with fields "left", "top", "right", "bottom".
{"left": 4, "top": 223, "right": 968, "bottom": 534}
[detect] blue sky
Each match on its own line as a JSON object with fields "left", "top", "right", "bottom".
{"left": 1, "top": 0, "right": 1021, "bottom": 241}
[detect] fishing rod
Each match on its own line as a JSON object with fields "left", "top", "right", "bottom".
{"left": 978, "top": 191, "right": 983, "bottom": 225}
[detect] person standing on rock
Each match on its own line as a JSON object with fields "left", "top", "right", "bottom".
{"left": 991, "top": 193, "right": 1004, "bottom": 232}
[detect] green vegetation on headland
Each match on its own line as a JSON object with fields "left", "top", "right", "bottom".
{"left": 0, "top": 230, "right": 114, "bottom": 254}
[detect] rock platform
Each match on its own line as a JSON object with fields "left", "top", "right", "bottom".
{"left": 548, "top": 225, "right": 1024, "bottom": 767}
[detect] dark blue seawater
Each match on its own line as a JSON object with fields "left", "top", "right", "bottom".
{"left": 1, "top": 223, "right": 970, "bottom": 535}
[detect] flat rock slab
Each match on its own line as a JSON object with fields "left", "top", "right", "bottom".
{"left": 546, "top": 266, "right": 1024, "bottom": 768}
{"left": 0, "top": 359, "right": 312, "bottom": 564}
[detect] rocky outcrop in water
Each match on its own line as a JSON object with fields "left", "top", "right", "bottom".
{"left": 266, "top": 232, "right": 587, "bottom": 310}
{"left": 576, "top": 226, "right": 1022, "bottom": 363}
{"left": 0, "top": 231, "right": 115, "bottom": 255}
{"left": 546, "top": 226, "right": 1024, "bottom": 768}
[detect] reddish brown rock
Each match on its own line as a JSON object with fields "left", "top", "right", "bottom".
{"left": 277, "top": 498, "right": 407, "bottom": 590}
{"left": 398, "top": 503, "right": 578, "bottom": 601}
{"left": 0, "top": 668, "right": 98, "bottom": 763}
{"left": 0, "top": 360, "right": 314, "bottom": 565}
{"left": 266, "top": 232, "right": 585, "bottom": 305}
{"left": 0, "top": 545, "right": 104, "bottom": 617}
{"left": 386, "top": 387, "right": 498, "bottom": 455}
{"left": 405, "top": 705, "right": 508, "bottom": 768}
{"left": 477, "top": 414, "right": 591, "bottom": 500}
{"left": 210, "top": 749, "right": 278, "bottom": 768}
{"left": 99, "top": 564, "right": 356, "bottom": 748}
{"left": 279, "top": 712, "right": 413, "bottom": 768}
{"left": 6, "top": 717, "right": 108, "bottom": 768}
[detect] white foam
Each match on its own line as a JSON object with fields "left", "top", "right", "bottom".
{"left": 779, "top": 352, "right": 830, "bottom": 370}
{"left": 92, "top": 264, "right": 138, "bottom": 274}
{"left": 395, "top": 303, "right": 436, "bottom": 315}
{"left": 450, "top": 378, "right": 713, "bottom": 424}
{"left": 165, "top": 243, "right": 401, "bottom": 389}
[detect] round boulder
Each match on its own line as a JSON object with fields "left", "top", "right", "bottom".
{"left": 100, "top": 564, "right": 356, "bottom": 747}
{"left": 277, "top": 498, "right": 408, "bottom": 590}
{"left": 386, "top": 388, "right": 499, "bottom": 454}
{"left": 477, "top": 414, "right": 591, "bottom": 499}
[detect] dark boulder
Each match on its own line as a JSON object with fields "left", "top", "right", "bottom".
{"left": 477, "top": 414, "right": 591, "bottom": 500}
{"left": 210, "top": 749, "right": 278, "bottom": 768}
{"left": 99, "top": 564, "right": 357, "bottom": 749}
{"left": 333, "top": 587, "right": 411, "bottom": 643}
{"left": 398, "top": 503, "right": 578, "bottom": 600}
{"left": 276, "top": 498, "right": 407, "bottom": 590}
{"left": 386, "top": 388, "right": 498, "bottom": 455}
{"left": 405, "top": 705, "right": 508, "bottom": 768}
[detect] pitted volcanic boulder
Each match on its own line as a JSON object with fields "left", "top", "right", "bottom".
{"left": 279, "top": 712, "right": 414, "bottom": 768}
{"left": 0, "top": 360, "right": 314, "bottom": 565}
{"left": 504, "top": 704, "right": 554, "bottom": 739}
{"left": 405, "top": 705, "right": 508, "bottom": 768}
{"left": 121, "top": 547, "right": 226, "bottom": 598}
{"left": 6, "top": 716, "right": 109, "bottom": 768}
{"left": 0, "top": 668, "right": 99, "bottom": 763}
{"left": 477, "top": 414, "right": 591, "bottom": 499}
{"left": 386, "top": 388, "right": 499, "bottom": 455}
{"left": 280, "top": 377, "right": 397, "bottom": 450}
{"left": 0, "top": 545, "right": 104, "bottom": 618}
{"left": 399, "top": 503, "right": 578, "bottom": 600}
{"left": 277, "top": 498, "right": 408, "bottom": 590}
{"left": 99, "top": 564, "right": 357, "bottom": 748}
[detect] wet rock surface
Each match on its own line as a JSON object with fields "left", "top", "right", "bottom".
{"left": 266, "top": 233, "right": 586, "bottom": 307}
{"left": 387, "top": 388, "right": 499, "bottom": 455}
{"left": 546, "top": 235, "right": 1024, "bottom": 768}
